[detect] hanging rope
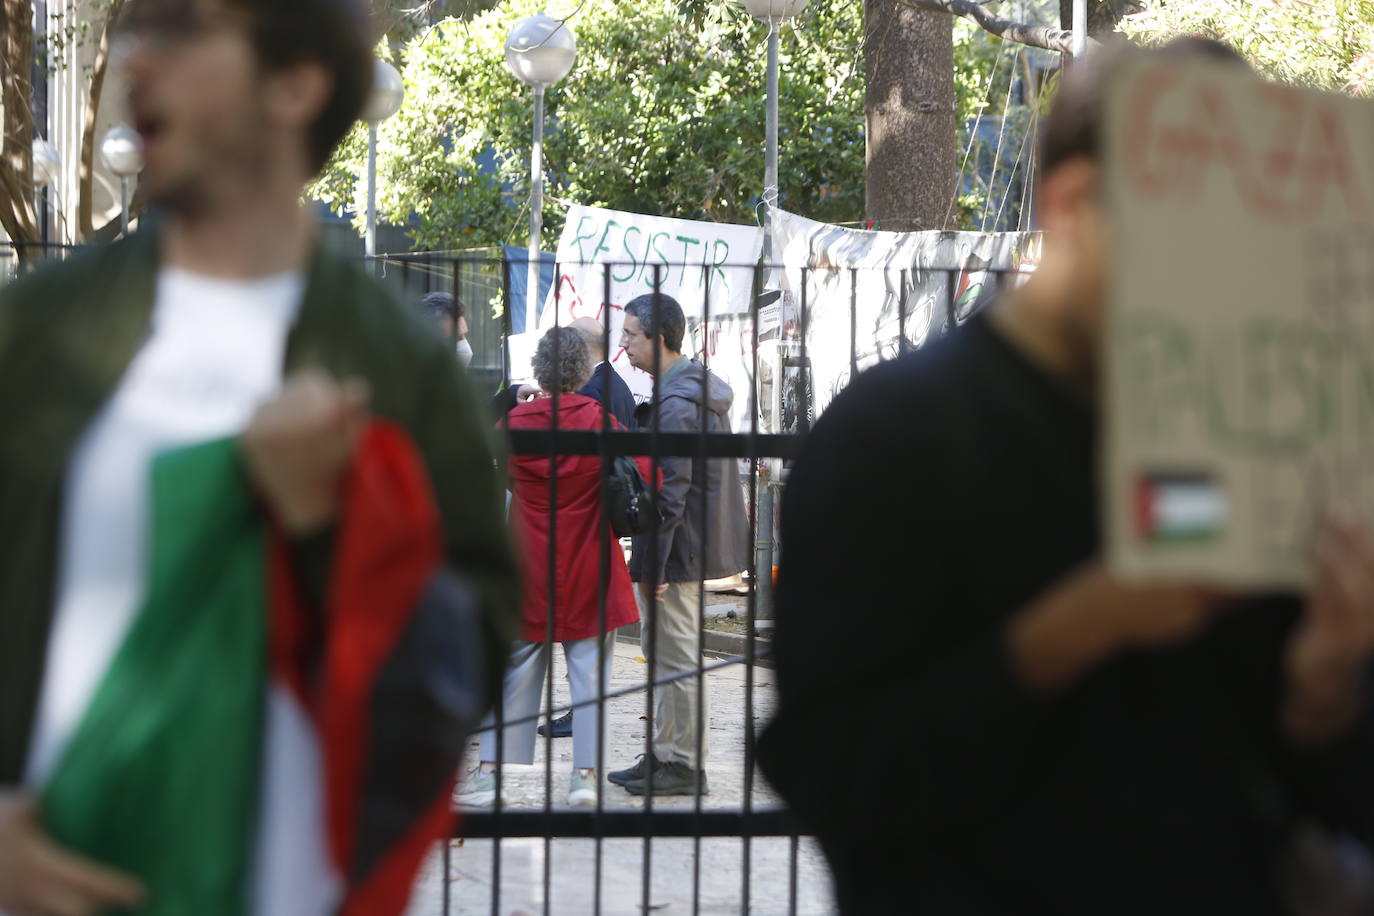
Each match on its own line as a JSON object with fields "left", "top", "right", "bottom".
{"left": 978, "top": 48, "right": 1021, "bottom": 233}
{"left": 992, "top": 101, "right": 1037, "bottom": 232}
{"left": 942, "top": 32, "right": 1012, "bottom": 230}
{"left": 1016, "top": 120, "right": 1036, "bottom": 232}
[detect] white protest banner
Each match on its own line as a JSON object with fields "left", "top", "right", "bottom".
{"left": 770, "top": 209, "right": 1041, "bottom": 422}
{"left": 1104, "top": 54, "right": 1374, "bottom": 588}
{"left": 515, "top": 205, "right": 765, "bottom": 428}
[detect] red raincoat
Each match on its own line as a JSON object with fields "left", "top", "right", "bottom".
{"left": 505, "top": 393, "right": 650, "bottom": 642}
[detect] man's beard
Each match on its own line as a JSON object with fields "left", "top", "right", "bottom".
{"left": 144, "top": 117, "right": 272, "bottom": 220}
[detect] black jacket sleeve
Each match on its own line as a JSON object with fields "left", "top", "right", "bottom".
{"left": 490, "top": 383, "right": 522, "bottom": 420}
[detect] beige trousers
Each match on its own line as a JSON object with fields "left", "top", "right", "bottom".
{"left": 638, "top": 581, "right": 708, "bottom": 768}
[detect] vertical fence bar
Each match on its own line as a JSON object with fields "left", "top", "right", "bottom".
{"left": 849, "top": 267, "right": 859, "bottom": 382}
{"left": 898, "top": 267, "right": 909, "bottom": 356}
{"left": 793, "top": 265, "right": 810, "bottom": 912}
{"left": 442, "top": 831, "right": 452, "bottom": 916}
{"left": 491, "top": 255, "right": 512, "bottom": 916}
{"left": 594, "top": 263, "right": 616, "bottom": 916}
{"left": 690, "top": 261, "right": 713, "bottom": 916}
{"left": 542, "top": 263, "right": 562, "bottom": 916}
{"left": 502, "top": 256, "right": 515, "bottom": 394}
{"left": 788, "top": 834, "right": 800, "bottom": 916}
{"left": 945, "top": 267, "right": 958, "bottom": 333}
{"left": 641, "top": 265, "right": 666, "bottom": 916}
{"left": 742, "top": 260, "right": 764, "bottom": 915}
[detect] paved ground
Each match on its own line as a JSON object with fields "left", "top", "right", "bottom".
{"left": 405, "top": 638, "right": 835, "bottom": 915}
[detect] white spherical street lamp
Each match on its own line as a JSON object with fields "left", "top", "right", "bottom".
{"left": 100, "top": 125, "right": 143, "bottom": 179}
{"left": 363, "top": 60, "right": 406, "bottom": 260}
{"left": 504, "top": 13, "right": 577, "bottom": 89}
{"left": 737, "top": 0, "right": 810, "bottom": 20}
{"left": 363, "top": 59, "right": 405, "bottom": 124}
{"left": 505, "top": 13, "right": 577, "bottom": 327}
{"left": 101, "top": 126, "right": 143, "bottom": 236}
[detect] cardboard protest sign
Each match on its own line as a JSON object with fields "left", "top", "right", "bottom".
{"left": 1104, "top": 54, "right": 1374, "bottom": 588}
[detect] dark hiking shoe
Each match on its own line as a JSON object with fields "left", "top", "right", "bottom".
{"left": 623, "top": 760, "right": 709, "bottom": 797}
{"left": 608, "top": 753, "right": 658, "bottom": 787}
{"left": 537, "top": 711, "right": 573, "bottom": 738}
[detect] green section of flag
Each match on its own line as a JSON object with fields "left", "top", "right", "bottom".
{"left": 43, "top": 438, "right": 267, "bottom": 916}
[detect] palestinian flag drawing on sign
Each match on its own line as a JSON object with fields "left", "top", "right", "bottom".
{"left": 41, "top": 424, "right": 484, "bottom": 916}
{"left": 1134, "top": 472, "right": 1228, "bottom": 545}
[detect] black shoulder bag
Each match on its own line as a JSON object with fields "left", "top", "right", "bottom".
{"left": 607, "top": 456, "right": 660, "bottom": 537}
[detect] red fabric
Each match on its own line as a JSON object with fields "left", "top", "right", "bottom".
{"left": 339, "top": 792, "right": 455, "bottom": 916}
{"left": 504, "top": 393, "right": 650, "bottom": 642}
{"left": 267, "top": 421, "right": 447, "bottom": 916}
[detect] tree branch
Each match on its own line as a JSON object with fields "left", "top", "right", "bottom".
{"left": 889, "top": 0, "right": 1098, "bottom": 55}
{"left": 0, "top": 0, "right": 39, "bottom": 248}
{"left": 79, "top": 0, "right": 125, "bottom": 240}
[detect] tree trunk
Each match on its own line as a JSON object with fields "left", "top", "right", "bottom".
{"left": 864, "top": 0, "right": 955, "bottom": 233}
{"left": 77, "top": 1, "right": 123, "bottom": 240}
{"left": 0, "top": 0, "right": 40, "bottom": 252}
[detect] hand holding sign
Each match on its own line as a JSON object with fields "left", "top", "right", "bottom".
{"left": 1283, "top": 513, "right": 1374, "bottom": 744}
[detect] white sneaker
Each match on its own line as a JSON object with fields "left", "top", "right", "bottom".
{"left": 457, "top": 770, "right": 507, "bottom": 808}
{"left": 568, "top": 770, "right": 598, "bottom": 807}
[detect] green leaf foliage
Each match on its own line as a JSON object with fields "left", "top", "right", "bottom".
{"left": 312, "top": 0, "right": 867, "bottom": 250}
{"left": 1122, "top": 0, "right": 1374, "bottom": 95}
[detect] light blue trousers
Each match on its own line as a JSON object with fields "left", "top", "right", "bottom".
{"left": 477, "top": 633, "right": 616, "bottom": 771}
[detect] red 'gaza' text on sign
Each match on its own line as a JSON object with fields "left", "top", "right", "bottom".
{"left": 1121, "top": 64, "right": 1371, "bottom": 225}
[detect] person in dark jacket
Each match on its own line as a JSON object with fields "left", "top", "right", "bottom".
{"left": 607, "top": 293, "right": 750, "bottom": 797}
{"left": 757, "top": 43, "right": 1374, "bottom": 915}
{"left": 490, "top": 318, "right": 637, "bottom": 431}
{"left": 571, "top": 317, "right": 637, "bottom": 428}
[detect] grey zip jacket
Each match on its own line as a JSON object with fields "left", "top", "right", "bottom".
{"left": 629, "top": 359, "right": 751, "bottom": 586}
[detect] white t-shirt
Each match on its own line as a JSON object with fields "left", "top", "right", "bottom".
{"left": 17, "top": 267, "right": 339, "bottom": 916}
{"left": 25, "top": 266, "right": 304, "bottom": 786}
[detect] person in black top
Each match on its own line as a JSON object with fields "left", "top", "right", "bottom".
{"left": 490, "top": 319, "right": 636, "bottom": 430}
{"left": 571, "top": 317, "right": 638, "bottom": 429}
{"left": 757, "top": 44, "right": 1374, "bottom": 915}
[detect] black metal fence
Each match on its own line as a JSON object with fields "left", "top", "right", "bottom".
{"left": 421, "top": 253, "right": 1028, "bottom": 915}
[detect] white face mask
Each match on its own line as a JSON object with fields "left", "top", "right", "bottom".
{"left": 455, "top": 338, "right": 473, "bottom": 367}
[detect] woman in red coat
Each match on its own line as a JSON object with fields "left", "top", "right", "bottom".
{"left": 463, "top": 327, "right": 649, "bottom": 808}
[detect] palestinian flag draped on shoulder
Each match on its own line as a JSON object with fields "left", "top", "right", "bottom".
{"left": 41, "top": 422, "right": 484, "bottom": 916}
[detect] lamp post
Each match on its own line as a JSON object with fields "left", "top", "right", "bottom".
{"left": 505, "top": 13, "right": 577, "bottom": 321}
{"left": 362, "top": 59, "right": 405, "bottom": 259}
{"left": 738, "top": 0, "right": 809, "bottom": 210}
{"left": 32, "top": 139, "right": 60, "bottom": 191}
{"left": 1072, "top": 0, "right": 1088, "bottom": 57}
{"left": 33, "top": 139, "right": 61, "bottom": 243}
{"left": 738, "top": 0, "right": 807, "bottom": 625}
{"left": 101, "top": 126, "right": 143, "bottom": 236}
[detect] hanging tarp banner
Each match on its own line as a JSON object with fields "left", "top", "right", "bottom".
{"left": 507, "top": 204, "right": 1041, "bottom": 434}
{"left": 510, "top": 206, "right": 765, "bottom": 428}
{"left": 768, "top": 209, "right": 1042, "bottom": 421}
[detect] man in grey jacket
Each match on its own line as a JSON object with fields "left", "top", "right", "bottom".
{"left": 609, "top": 293, "right": 750, "bottom": 796}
